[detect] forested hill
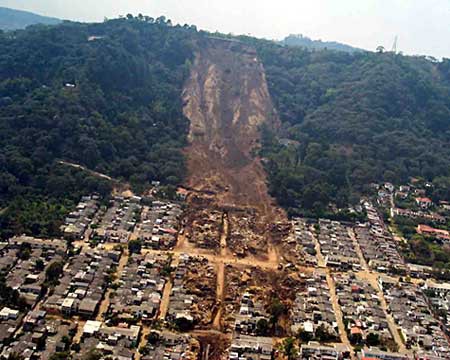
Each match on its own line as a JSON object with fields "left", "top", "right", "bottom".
{"left": 0, "top": 16, "right": 197, "bottom": 238}
{"left": 0, "top": 7, "right": 61, "bottom": 30}
{"left": 250, "top": 39, "right": 450, "bottom": 216}
{"left": 1, "top": 16, "right": 450, "bottom": 237}
{"left": 281, "top": 34, "right": 363, "bottom": 53}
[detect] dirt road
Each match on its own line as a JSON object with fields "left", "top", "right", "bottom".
{"left": 356, "top": 271, "right": 408, "bottom": 353}
{"left": 96, "top": 248, "right": 129, "bottom": 321}
{"left": 158, "top": 255, "right": 180, "bottom": 320}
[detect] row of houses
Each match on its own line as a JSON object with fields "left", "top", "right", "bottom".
{"left": 423, "top": 280, "right": 450, "bottom": 337}
{"left": 63, "top": 195, "right": 99, "bottom": 240}
{"left": 6, "top": 237, "right": 67, "bottom": 306}
{"left": 228, "top": 334, "right": 273, "bottom": 360}
{"left": 108, "top": 253, "right": 170, "bottom": 322}
{"left": 136, "top": 200, "right": 182, "bottom": 249}
{"left": 356, "top": 202, "right": 406, "bottom": 274}
{"left": 75, "top": 320, "right": 140, "bottom": 360}
{"left": 43, "top": 249, "right": 119, "bottom": 318}
{"left": 299, "top": 342, "right": 350, "bottom": 359}
{"left": 290, "top": 270, "right": 339, "bottom": 341}
{"left": 1, "top": 310, "right": 75, "bottom": 360}
{"left": 291, "top": 218, "right": 318, "bottom": 267}
{"left": 392, "top": 208, "right": 446, "bottom": 225}
{"left": 318, "top": 219, "right": 361, "bottom": 272}
{"left": 140, "top": 331, "right": 197, "bottom": 360}
{"left": 334, "top": 273, "right": 394, "bottom": 350}
{"left": 91, "top": 196, "right": 142, "bottom": 244}
{"left": 381, "top": 280, "right": 450, "bottom": 358}
{"left": 0, "top": 237, "right": 68, "bottom": 348}
{"left": 166, "top": 255, "right": 217, "bottom": 329}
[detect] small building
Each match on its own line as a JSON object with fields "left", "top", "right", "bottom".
{"left": 415, "top": 197, "right": 433, "bottom": 209}
{"left": 0, "top": 307, "right": 19, "bottom": 320}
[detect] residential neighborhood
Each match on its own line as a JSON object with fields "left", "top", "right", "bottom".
{"left": 0, "top": 187, "right": 450, "bottom": 360}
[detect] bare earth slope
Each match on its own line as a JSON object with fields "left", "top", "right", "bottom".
{"left": 183, "top": 38, "right": 281, "bottom": 218}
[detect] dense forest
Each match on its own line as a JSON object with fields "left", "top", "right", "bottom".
{"left": 2, "top": 15, "right": 450, "bottom": 236}
{"left": 0, "top": 16, "right": 196, "bottom": 238}
{"left": 249, "top": 39, "right": 450, "bottom": 216}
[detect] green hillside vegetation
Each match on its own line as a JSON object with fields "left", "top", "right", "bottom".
{"left": 281, "top": 34, "right": 363, "bottom": 53}
{"left": 2, "top": 16, "right": 450, "bottom": 238}
{"left": 0, "top": 7, "right": 60, "bottom": 31}
{"left": 0, "top": 16, "right": 196, "bottom": 238}
{"left": 250, "top": 39, "right": 450, "bottom": 216}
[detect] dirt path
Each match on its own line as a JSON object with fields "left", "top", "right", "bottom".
{"left": 356, "top": 271, "right": 408, "bottom": 353}
{"left": 325, "top": 272, "right": 355, "bottom": 360}
{"left": 311, "top": 225, "right": 326, "bottom": 267}
{"left": 158, "top": 255, "right": 180, "bottom": 320}
{"left": 72, "top": 318, "right": 86, "bottom": 344}
{"left": 135, "top": 325, "right": 151, "bottom": 360}
{"left": 348, "top": 227, "right": 369, "bottom": 271}
{"left": 96, "top": 248, "right": 129, "bottom": 321}
{"left": 213, "top": 260, "right": 225, "bottom": 330}
{"left": 220, "top": 213, "right": 229, "bottom": 257}
{"left": 212, "top": 212, "right": 229, "bottom": 329}
{"left": 141, "top": 248, "right": 278, "bottom": 270}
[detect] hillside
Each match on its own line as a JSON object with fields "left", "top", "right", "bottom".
{"left": 281, "top": 34, "right": 363, "bottom": 53}
{"left": 0, "top": 16, "right": 196, "bottom": 238}
{"left": 251, "top": 39, "right": 450, "bottom": 216}
{"left": 1, "top": 16, "right": 450, "bottom": 237}
{"left": 0, "top": 7, "right": 60, "bottom": 30}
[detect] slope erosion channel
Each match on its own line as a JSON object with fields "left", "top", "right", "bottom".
{"left": 182, "top": 38, "right": 288, "bottom": 261}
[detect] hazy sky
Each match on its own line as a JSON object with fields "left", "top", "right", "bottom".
{"left": 1, "top": 0, "right": 449, "bottom": 58}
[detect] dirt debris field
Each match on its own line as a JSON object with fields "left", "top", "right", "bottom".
{"left": 176, "top": 256, "right": 218, "bottom": 328}
{"left": 184, "top": 198, "right": 223, "bottom": 253}
{"left": 182, "top": 38, "right": 289, "bottom": 261}
{"left": 227, "top": 210, "right": 267, "bottom": 257}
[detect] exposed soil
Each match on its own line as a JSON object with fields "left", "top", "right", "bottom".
{"left": 183, "top": 38, "right": 287, "bottom": 259}
{"left": 183, "top": 38, "right": 282, "bottom": 215}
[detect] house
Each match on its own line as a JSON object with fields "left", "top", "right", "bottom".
{"left": 83, "top": 320, "right": 102, "bottom": 336}
{"left": 78, "top": 298, "right": 99, "bottom": 318}
{"left": 61, "top": 297, "right": 77, "bottom": 316}
{"left": 417, "top": 224, "right": 450, "bottom": 242}
{"left": 439, "top": 201, "right": 450, "bottom": 211}
{"left": 424, "top": 280, "right": 450, "bottom": 298}
{"left": 361, "top": 348, "right": 408, "bottom": 359}
{"left": 384, "top": 183, "right": 395, "bottom": 193}
{"left": 300, "top": 342, "right": 341, "bottom": 360}
{"left": 415, "top": 197, "right": 433, "bottom": 209}
{"left": 0, "top": 307, "right": 19, "bottom": 320}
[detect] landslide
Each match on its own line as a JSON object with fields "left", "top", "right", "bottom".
{"left": 182, "top": 38, "right": 282, "bottom": 221}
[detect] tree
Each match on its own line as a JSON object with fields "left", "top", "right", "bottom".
{"left": 297, "top": 327, "right": 313, "bottom": 342}
{"left": 128, "top": 239, "right": 142, "bottom": 254}
{"left": 366, "top": 332, "right": 380, "bottom": 346}
{"left": 45, "top": 261, "right": 64, "bottom": 286}
{"left": 269, "top": 298, "right": 286, "bottom": 326}
{"left": 35, "top": 259, "right": 45, "bottom": 271}
{"left": 83, "top": 349, "right": 102, "bottom": 360}
{"left": 49, "top": 353, "right": 70, "bottom": 360}
{"left": 315, "top": 323, "right": 336, "bottom": 342}
{"left": 256, "top": 318, "right": 269, "bottom": 336}
{"left": 281, "top": 337, "right": 298, "bottom": 360}
{"left": 17, "top": 242, "right": 32, "bottom": 260}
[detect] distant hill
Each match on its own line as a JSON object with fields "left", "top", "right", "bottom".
{"left": 281, "top": 34, "right": 364, "bottom": 53}
{"left": 0, "top": 7, "right": 60, "bottom": 31}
